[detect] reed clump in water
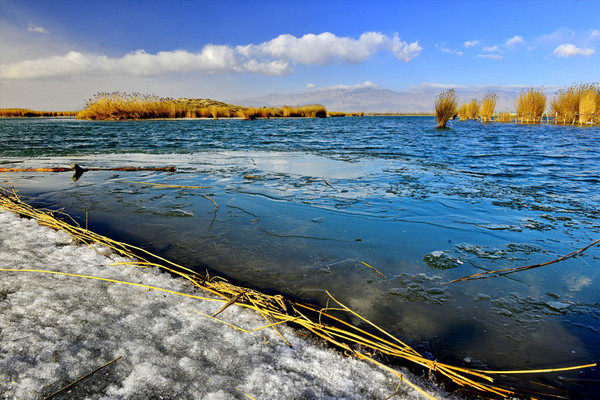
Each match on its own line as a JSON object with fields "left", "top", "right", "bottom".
{"left": 0, "top": 108, "right": 77, "bottom": 118}
{"left": 77, "top": 92, "right": 188, "bottom": 120}
{"left": 76, "top": 92, "right": 328, "bottom": 120}
{"left": 238, "top": 105, "right": 327, "bottom": 120}
{"left": 480, "top": 93, "right": 497, "bottom": 122}
{"left": 434, "top": 89, "right": 457, "bottom": 128}
{"left": 457, "top": 99, "right": 480, "bottom": 120}
{"left": 551, "top": 83, "right": 599, "bottom": 124}
{"left": 496, "top": 112, "right": 514, "bottom": 123}
{"left": 516, "top": 88, "right": 546, "bottom": 123}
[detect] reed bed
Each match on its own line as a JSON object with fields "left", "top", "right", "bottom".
{"left": 75, "top": 92, "right": 329, "bottom": 120}
{"left": 550, "top": 83, "right": 599, "bottom": 124}
{"left": 434, "top": 89, "right": 458, "bottom": 128}
{"left": 0, "top": 108, "right": 77, "bottom": 118}
{"left": 480, "top": 93, "right": 497, "bottom": 122}
{"left": 516, "top": 88, "right": 546, "bottom": 123}
{"left": 1, "top": 185, "right": 595, "bottom": 399}
{"left": 457, "top": 100, "right": 480, "bottom": 121}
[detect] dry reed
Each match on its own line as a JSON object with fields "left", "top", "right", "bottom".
{"left": 516, "top": 88, "right": 546, "bottom": 123}
{"left": 0, "top": 108, "right": 76, "bottom": 118}
{"left": 457, "top": 99, "right": 480, "bottom": 120}
{"left": 480, "top": 93, "right": 497, "bottom": 122}
{"left": 434, "top": 89, "right": 457, "bottom": 128}
{"left": 550, "top": 83, "right": 599, "bottom": 125}
{"left": 2, "top": 186, "right": 595, "bottom": 399}
{"left": 76, "top": 92, "right": 328, "bottom": 121}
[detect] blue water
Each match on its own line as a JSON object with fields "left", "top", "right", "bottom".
{"left": 1, "top": 117, "right": 599, "bottom": 398}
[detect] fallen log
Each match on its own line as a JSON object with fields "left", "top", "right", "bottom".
{"left": 0, "top": 164, "right": 176, "bottom": 181}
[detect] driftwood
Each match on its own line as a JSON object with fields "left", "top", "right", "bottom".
{"left": 0, "top": 163, "right": 176, "bottom": 181}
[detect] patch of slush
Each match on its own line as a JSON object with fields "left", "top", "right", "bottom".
{"left": 0, "top": 209, "right": 460, "bottom": 400}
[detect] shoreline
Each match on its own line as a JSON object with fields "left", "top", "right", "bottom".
{"left": 0, "top": 204, "right": 456, "bottom": 400}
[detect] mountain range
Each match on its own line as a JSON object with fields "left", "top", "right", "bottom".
{"left": 231, "top": 84, "right": 527, "bottom": 113}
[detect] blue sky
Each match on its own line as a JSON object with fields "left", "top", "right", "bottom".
{"left": 1, "top": 0, "right": 598, "bottom": 109}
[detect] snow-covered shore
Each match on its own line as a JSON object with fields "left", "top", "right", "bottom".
{"left": 0, "top": 209, "right": 457, "bottom": 400}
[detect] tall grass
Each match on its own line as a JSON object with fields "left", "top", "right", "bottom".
{"left": 457, "top": 103, "right": 469, "bottom": 121}
{"left": 238, "top": 105, "right": 326, "bottom": 120}
{"left": 434, "top": 89, "right": 457, "bottom": 128}
{"left": 77, "top": 92, "right": 328, "bottom": 120}
{"left": 551, "top": 83, "right": 599, "bottom": 124}
{"left": 579, "top": 86, "right": 598, "bottom": 124}
{"left": 480, "top": 93, "right": 497, "bottom": 122}
{"left": 0, "top": 108, "right": 76, "bottom": 118}
{"left": 77, "top": 92, "right": 186, "bottom": 120}
{"left": 516, "top": 88, "right": 546, "bottom": 123}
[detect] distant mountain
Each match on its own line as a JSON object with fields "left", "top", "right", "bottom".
{"left": 231, "top": 85, "right": 523, "bottom": 113}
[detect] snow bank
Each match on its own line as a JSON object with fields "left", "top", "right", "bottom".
{"left": 0, "top": 209, "right": 457, "bottom": 400}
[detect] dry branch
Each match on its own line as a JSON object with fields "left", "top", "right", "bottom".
{"left": 446, "top": 239, "right": 600, "bottom": 284}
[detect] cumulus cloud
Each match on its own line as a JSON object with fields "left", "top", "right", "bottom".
{"left": 463, "top": 40, "right": 479, "bottom": 48}
{"left": 476, "top": 54, "right": 503, "bottom": 60}
{"left": 505, "top": 35, "right": 525, "bottom": 47}
{"left": 391, "top": 35, "right": 422, "bottom": 62}
{"left": 239, "top": 32, "right": 421, "bottom": 64}
{"left": 306, "top": 83, "right": 315, "bottom": 89}
{"left": 0, "top": 47, "right": 292, "bottom": 79}
{"left": 27, "top": 23, "right": 47, "bottom": 33}
{"left": 482, "top": 45, "right": 500, "bottom": 52}
{"left": 1, "top": 32, "right": 421, "bottom": 80}
{"left": 553, "top": 44, "right": 595, "bottom": 58}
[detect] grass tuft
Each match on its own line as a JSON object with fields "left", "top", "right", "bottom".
{"left": 516, "top": 88, "right": 546, "bottom": 123}
{"left": 550, "top": 83, "right": 599, "bottom": 125}
{"left": 434, "top": 89, "right": 457, "bottom": 128}
{"left": 480, "top": 93, "right": 497, "bottom": 122}
{"left": 0, "top": 108, "right": 76, "bottom": 118}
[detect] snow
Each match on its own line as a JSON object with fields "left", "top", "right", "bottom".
{"left": 0, "top": 209, "right": 459, "bottom": 400}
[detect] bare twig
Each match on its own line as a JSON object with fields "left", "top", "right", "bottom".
{"left": 446, "top": 239, "right": 600, "bottom": 284}
{"left": 43, "top": 356, "right": 122, "bottom": 400}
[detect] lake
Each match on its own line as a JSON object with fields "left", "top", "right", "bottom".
{"left": 1, "top": 116, "right": 599, "bottom": 398}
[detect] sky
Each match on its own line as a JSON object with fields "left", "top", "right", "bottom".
{"left": 0, "top": 0, "right": 599, "bottom": 110}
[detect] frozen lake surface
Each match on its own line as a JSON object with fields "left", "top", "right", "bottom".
{"left": 1, "top": 116, "right": 599, "bottom": 398}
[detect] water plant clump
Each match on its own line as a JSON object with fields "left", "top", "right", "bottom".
{"left": 479, "top": 93, "right": 497, "bottom": 122}
{"left": 551, "top": 83, "right": 599, "bottom": 124}
{"left": 0, "top": 108, "right": 76, "bottom": 118}
{"left": 457, "top": 99, "right": 480, "bottom": 120}
{"left": 516, "top": 88, "right": 546, "bottom": 123}
{"left": 434, "top": 89, "right": 457, "bottom": 128}
{"left": 75, "top": 91, "right": 328, "bottom": 121}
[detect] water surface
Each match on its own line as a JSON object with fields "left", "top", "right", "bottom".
{"left": 1, "top": 117, "right": 599, "bottom": 398}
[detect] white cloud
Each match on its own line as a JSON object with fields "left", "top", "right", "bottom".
{"left": 591, "top": 29, "right": 600, "bottom": 39}
{"left": 1, "top": 32, "right": 422, "bottom": 80}
{"left": 327, "top": 81, "right": 379, "bottom": 90}
{"left": 476, "top": 54, "right": 503, "bottom": 60}
{"left": 0, "top": 47, "right": 292, "bottom": 79}
{"left": 482, "top": 45, "right": 500, "bottom": 52}
{"left": 553, "top": 43, "right": 595, "bottom": 58}
{"left": 27, "top": 23, "right": 47, "bottom": 34}
{"left": 306, "top": 83, "right": 315, "bottom": 89}
{"left": 440, "top": 47, "right": 463, "bottom": 56}
{"left": 239, "top": 32, "right": 421, "bottom": 64}
{"left": 391, "top": 35, "right": 422, "bottom": 62}
{"left": 463, "top": 40, "right": 479, "bottom": 48}
{"left": 505, "top": 35, "right": 525, "bottom": 47}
